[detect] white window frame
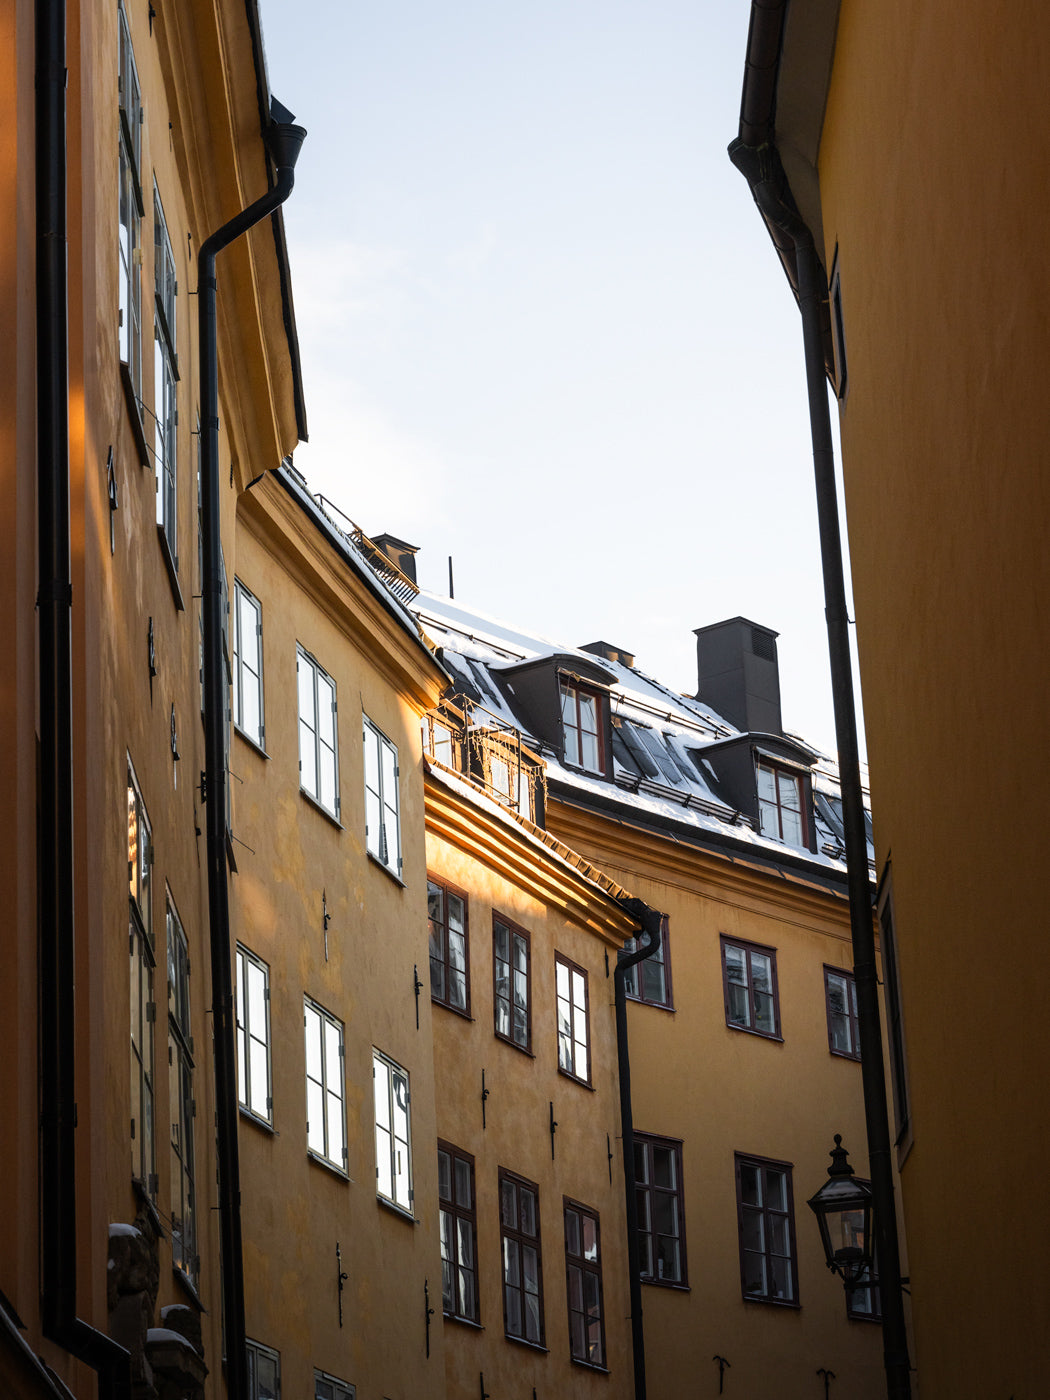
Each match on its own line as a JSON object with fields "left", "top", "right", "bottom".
{"left": 363, "top": 716, "right": 401, "bottom": 876}
{"left": 233, "top": 580, "right": 265, "bottom": 749}
{"left": 555, "top": 954, "right": 590, "bottom": 1085}
{"left": 167, "top": 897, "right": 196, "bottom": 1284}
{"left": 373, "top": 1049, "right": 413, "bottom": 1214}
{"left": 246, "top": 1339, "right": 280, "bottom": 1400}
{"left": 304, "top": 998, "right": 347, "bottom": 1173}
{"left": 117, "top": 0, "right": 143, "bottom": 396}
{"left": 297, "top": 646, "right": 339, "bottom": 817}
{"left": 236, "top": 944, "right": 272, "bottom": 1125}
{"left": 153, "top": 185, "right": 178, "bottom": 561}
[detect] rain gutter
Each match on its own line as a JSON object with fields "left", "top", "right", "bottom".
{"left": 613, "top": 898, "right": 664, "bottom": 1400}
{"left": 198, "top": 111, "right": 305, "bottom": 1400}
{"left": 729, "top": 5, "right": 912, "bottom": 1396}
{"left": 35, "top": 0, "right": 131, "bottom": 1393}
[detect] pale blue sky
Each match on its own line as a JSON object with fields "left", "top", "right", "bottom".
{"left": 259, "top": 1, "right": 860, "bottom": 757}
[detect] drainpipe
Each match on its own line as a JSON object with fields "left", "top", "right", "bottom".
{"left": 36, "top": 0, "right": 131, "bottom": 1395}
{"left": 727, "top": 137, "right": 912, "bottom": 1400}
{"left": 198, "top": 107, "right": 305, "bottom": 1400}
{"left": 613, "top": 897, "right": 663, "bottom": 1400}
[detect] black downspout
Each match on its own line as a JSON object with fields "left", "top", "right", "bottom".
{"left": 728, "top": 139, "right": 912, "bottom": 1400}
{"left": 198, "top": 115, "right": 304, "bottom": 1400}
{"left": 612, "top": 898, "right": 663, "bottom": 1400}
{"left": 36, "top": 0, "right": 131, "bottom": 1395}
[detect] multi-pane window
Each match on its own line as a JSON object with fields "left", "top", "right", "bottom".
{"left": 555, "top": 955, "right": 590, "bottom": 1085}
{"left": 373, "top": 1050, "right": 412, "bottom": 1213}
{"left": 564, "top": 1201, "right": 605, "bottom": 1368}
{"left": 117, "top": 1, "right": 143, "bottom": 397}
{"left": 825, "top": 966, "right": 861, "bottom": 1060}
{"left": 233, "top": 581, "right": 265, "bottom": 748}
{"left": 438, "top": 1142, "right": 479, "bottom": 1323}
{"left": 363, "top": 717, "right": 401, "bottom": 875}
{"left": 735, "top": 1154, "right": 798, "bottom": 1305}
{"left": 493, "top": 915, "right": 530, "bottom": 1052}
{"left": 634, "top": 1134, "right": 686, "bottom": 1285}
{"left": 428, "top": 878, "right": 469, "bottom": 1015}
{"left": 167, "top": 899, "right": 196, "bottom": 1284}
{"left": 623, "top": 915, "right": 673, "bottom": 1009}
{"left": 127, "top": 760, "right": 155, "bottom": 1198}
{"left": 878, "top": 877, "right": 911, "bottom": 1147}
{"left": 127, "top": 759, "right": 152, "bottom": 944}
{"left": 499, "top": 1169, "right": 544, "bottom": 1346}
{"left": 721, "top": 936, "right": 780, "bottom": 1039}
{"left": 314, "top": 1370, "right": 354, "bottom": 1400}
{"left": 304, "top": 998, "right": 346, "bottom": 1173}
{"left": 236, "top": 945, "right": 272, "bottom": 1124}
{"left": 297, "top": 647, "right": 339, "bottom": 817}
{"left": 757, "top": 760, "right": 807, "bottom": 847}
{"left": 153, "top": 187, "right": 178, "bottom": 561}
{"left": 560, "top": 678, "right": 604, "bottom": 774}
{"left": 246, "top": 1339, "right": 280, "bottom": 1400}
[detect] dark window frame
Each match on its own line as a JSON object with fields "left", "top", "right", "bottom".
{"left": 492, "top": 913, "right": 532, "bottom": 1055}
{"left": 845, "top": 1193, "right": 881, "bottom": 1322}
{"left": 438, "top": 1140, "right": 480, "bottom": 1324}
{"left": 166, "top": 895, "right": 197, "bottom": 1286}
{"left": 428, "top": 876, "right": 471, "bottom": 1018}
{"left": 756, "top": 758, "right": 809, "bottom": 848}
{"left": 559, "top": 675, "right": 607, "bottom": 776}
{"left": 563, "top": 1197, "right": 606, "bottom": 1369}
{"left": 720, "top": 935, "right": 782, "bottom": 1041}
{"left": 246, "top": 1338, "right": 280, "bottom": 1400}
{"left": 824, "top": 965, "right": 861, "bottom": 1061}
{"left": 624, "top": 914, "right": 673, "bottom": 1009}
{"left": 878, "top": 871, "right": 912, "bottom": 1157}
{"left": 734, "top": 1152, "right": 800, "bottom": 1308}
{"left": 555, "top": 952, "right": 591, "bottom": 1086}
{"left": 498, "top": 1167, "right": 545, "bottom": 1348}
{"left": 634, "top": 1132, "right": 687, "bottom": 1287}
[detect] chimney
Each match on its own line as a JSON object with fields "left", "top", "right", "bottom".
{"left": 371, "top": 533, "right": 419, "bottom": 585}
{"left": 581, "top": 640, "right": 636, "bottom": 670}
{"left": 694, "top": 618, "right": 782, "bottom": 735}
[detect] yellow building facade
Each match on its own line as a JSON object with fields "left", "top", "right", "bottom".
{"left": 733, "top": 1, "right": 1050, "bottom": 1393}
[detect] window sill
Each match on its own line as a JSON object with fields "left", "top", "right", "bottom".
{"left": 132, "top": 1177, "right": 165, "bottom": 1235}
{"left": 561, "top": 758, "right": 608, "bottom": 781}
{"left": 829, "top": 1048, "right": 862, "bottom": 1063}
{"left": 300, "top": 787, "right": 343, "bottom": 829}
{"left": 640, "top": 1276, "right": 689, "bottom": 1292}
{"left": 172, "top": 1267, "right": 204, "bottom": 1310}
{"left": 234, "top": 726, "right": 269, "bottom": 761}
{"left": 626, "top": 996, "right": 676, "bottom": 1014}
{"left": 725, "top": 1023, "right": 784, "bottom": 1044}
{"left": 505, "top": 1335, "right": 548, "bottom": 1355}
{"left": 377, "top": 1195, "right": 416, "bottom": 1224}
{"left": 367, "top": 850, "right": 405, "bottom": 887}
{"left": 238, "top": 1105, "right": 275, "bottom": 1134}
{"left": 156, "top": 524, "right": 185, "bottom": 612}
{"left": 571, "top": 1358, "right": 610, "bottom": 1375}
{"left": 120, "top": 361, "right": 150, "bottom": 468}
{"left": 742, "top": 1293, "right": 800, "bottom": 1311}
{"left": 306, "top": 1149, "right": 351, "bottom": 1183}
{"left": 432, "top": 999, "right": 473, "bottom": 1023}
{"left": 443, "top": 1313, "right": 484, "bottom": 1331}
{"left": 847, "top": 1309, "right": 883, "bottom": 1324}
{"left": 558, "top": 1067, "right": 595, "bottom": 1092}
{"left": 494, "top": 1032, "right": 534, "bottom": 1059}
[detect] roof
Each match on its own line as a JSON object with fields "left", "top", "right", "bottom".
{"left": 412, "top": 590, "right": 872, "bottom": 882}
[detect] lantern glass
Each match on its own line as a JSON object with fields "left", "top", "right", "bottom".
{"left": 808, "top": 1138, "right": 873, "bottom": 1288}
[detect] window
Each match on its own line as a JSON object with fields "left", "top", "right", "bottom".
{"left": 830, "top": 250, "right": 848, "bottom": 399}
{"left": 735, "top": 1154, "right": 799, "bottom": 1306}
{"left": 305, "top": 999, "right": 346, "bottom": 1173}
{"left": 117, "top": 1, "right": 143, "bottom": 397}
{"left": 555, "top": 955, "right": 590, "bottom": 1085}
{"left": 127, "top": 759, "right": 152, "bottom": 944}
{"left": 825, "top": 966, "right": 860, "bottom": 1060}
{"left": 422, "top": 712, "right": 455, "bottom": 767}
{"left": 373, "top": 1050, "right": 412, "bottom": 1213}
{"left": 757, "top": 760, "right": 807, "bottom": 847}
{"left": 846, "top": 1216, "right": 881, "bottom": 1321}
{"left": 246, "top": 1339, "right": 280, "bottom": 1400}
{"left": 493, "top": 915, "right": 530, "bottom": 1052}
{"left": 438, "top": 1142, "right": 479, "bottom": 1323}
{"left": 167, "top": 899, "right": 197, "bottom": 1284}
{"left": 878, "top": 874, "right": 911, "bottom": 1149}
{"left": 634, "top": 1134, "right": 686, "bottom": 1285}
{"left": 127, "top": 760, "right": 155, "bottom": 1199}
{"left": 236, "top": 945, "right": 272, "bottom": 1125}
{"left": 363, "top": 717, "right": 401, "bottom": 875}
{"left": 297, "top": 647, "right": 339, "bottom": 817}
{"left": 314, "top": 1370, "right": 354, "bottom": 1400}
{"left": 428, "top": 878, "right": 469, "bottom": 1015}
{"left": 721, "top": 936, "right": 780, "bottom": 1039}
{"left": 154, "top": 187, "right": 178, "bottom": 563}
{"left": 499, "top": 1169, "right": 544, "bottom": 1346}
{"left": 233, "top": 581, "right": 265, "bottom": 749}
{"left": 560, "top": 678, "right": 604, "bottom": 775}
{"left": 623, "top": 915, "right": 673, "bottom": 1009}
{"left": 564, "top": 1200, "right": 605, "bottom": 1368}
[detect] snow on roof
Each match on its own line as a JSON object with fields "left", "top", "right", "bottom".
{"left": 413, "top": 589, "right": 871, "bottom": 877}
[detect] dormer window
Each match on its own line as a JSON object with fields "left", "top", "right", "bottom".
{"left": 560, "top": 678, "right": 604, "bottom": 775}
{"left": 757, "top": 760, "right": 806, "bottom": 846}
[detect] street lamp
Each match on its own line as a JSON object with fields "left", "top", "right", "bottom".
{"left": 807, "top": 1135, "right": 874, "bottom": 1290}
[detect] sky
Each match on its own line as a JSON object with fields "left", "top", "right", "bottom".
{"left": 257, "top": 0, "right": 863, "bottom": 758}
